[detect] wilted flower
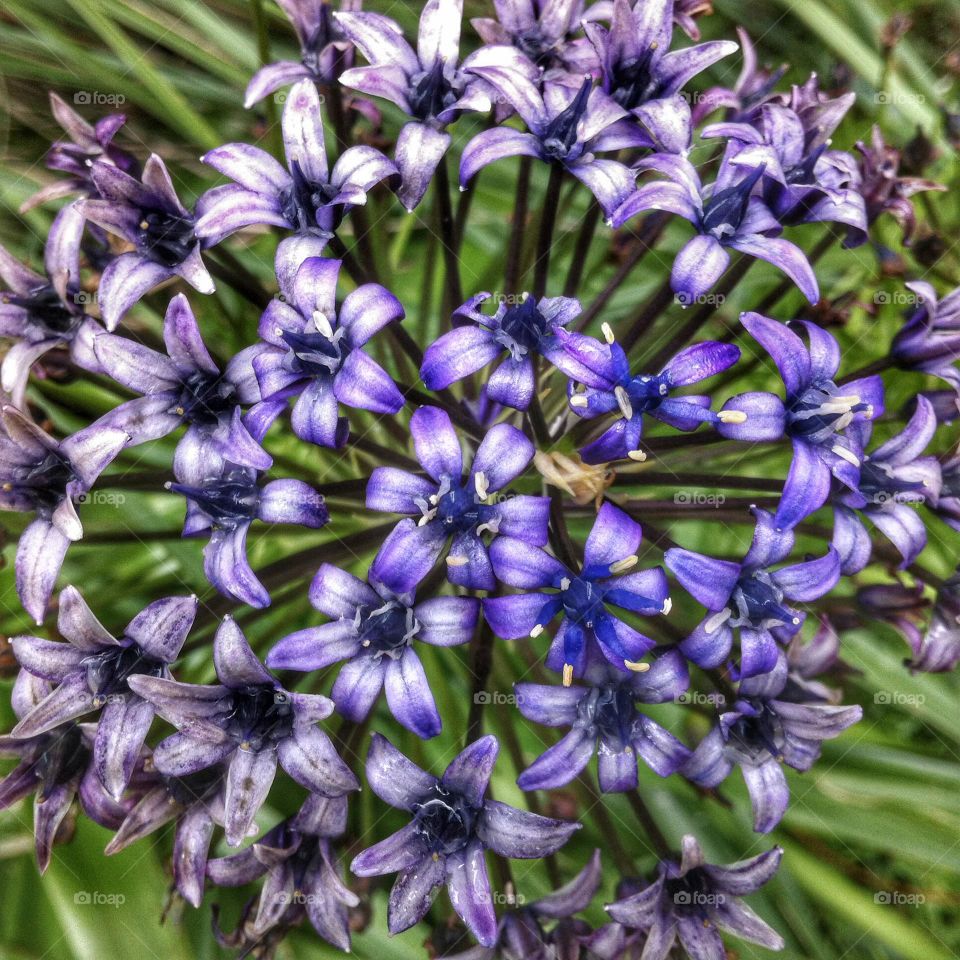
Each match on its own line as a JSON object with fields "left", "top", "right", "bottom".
{"left": 605, "top": 834, "right": 784, "bottom": 959}
{"left": 350, "top": 734, "right": 580, "bottom": 945}
{"left": 267, "top": 562, "right": 479, "bottom": 738}
{"left": 485, "top": 502, "right": 669, "bottom": 683}
{"left": 10, "top": 588, "right": 197, "bottom": 799}
{"left": 128, "top": 617, "right": 358, "bottom": 846}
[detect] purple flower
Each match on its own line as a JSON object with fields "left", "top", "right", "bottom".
{"left": 891, "top": 281, "right": 960, "bottom": 395}
{"left": 197, "top": 80, "right": 396, "bottom": 244}
{"left": 0, "top": 672, "right": 130, "bottom": 872}
{"left": 336, "top": 0, "right": 491, "bottom": 210}
{"left": 0, "top": 405, "right": 128, "bottom": 624}
{"left": 585, "top": 0, "right": 736, "bottom": 116}
{"left": 95, "top": 293, "right": 270, "bottom": 474}
{"left": 460, "top": 70, "right": 643, "bottom": 216}
{"left": 853, "top": 125, "right": 945, "bottom": 244}
{"left": 611, "top": 146, "right": 819, "bottom": 305}
{"left": 785, "top": 618, "right": 847, "bottom": 704}
{"left": 367, "top": 405, "right": 549, "bottom": 593}
{"left": 605, "top": 834, "right": 784, "bottom": 959}
{"left": 704, "top": 98, "right": 867, "bottom": 234}
{"left": 936, "top": 447, "right": 960, "bottom": 532}
{"left": 683, "top": 651, "right": 861, "bottom": 832}
{"left": 906, "top": 571, "right": 960, "bottom": 673}
{"left": 514, "top": 647, "right": 690, "bottom": 791}
{"left": 207, "top": 794, "right": 357, "bottom": 949}
{"left": 718, "top": 313, "right": 884, "bottom": 529}
{"left": 128, "top": 617, "right": 358, "bottom": 846}
{"left": 105, "top": 760, "right": 225, "bottom": 907}
{"left": 253, "top": 250, "right": 405, "bottom": 448}
{"left": 10, "top": 587, "right": 197, "bottom": 799}
{"left": 244, "top": 0, "right": 360, "bottom": 107}
{"left": 20, "top": 92, "right": 139, "bottom": 212}
{"left": 833, "top": 394, "right": 941, "bottom": 574}
{"left": 470, "top": 0, "right": 599, "bottom": 77}
{"left": 444, "top": 850, "right": 602, "bottom": 960}
{"left": 167, "top": 454, "right": 328, "bottom": 608}
{"left": 78, "top": 155, "right": 214, "bottom": 329}
{"left": 0, "top": 204, "right": 103, "bottom": 406}
{"left": 350, "top": 734, "right": 580, "bottom": 945}
{"left": 267, "top": 562, "right": 479, "bottom": 738}
{"left": 420, "top": 293, "right": 611, "bottom": 410}
{"left": 485, "top": 502, "right": 669, "bottom": 682}
{"left": 563, "top": 334, "right": 741, "bottom": 463}
{"left": 665, "top": 508, "right": 840, "bottom": 678}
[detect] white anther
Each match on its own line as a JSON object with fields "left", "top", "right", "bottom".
{"left": 624, "top": 659, "right": 651, "bottom": 673}
{"left": 445, "top": 554, "right": 469, "bottom": 566}
{"left": 832, "top": 444, "right": 860, "bottom": 467}
{"left": 312, "top": 310, "right": 334, "bottom": 339}
{"left": 570, "top": 394, "right": 589, "bottom": 409}
{"left": 704, "top": 608, "right": 732, "bottom": 634}
{"left": 530, "top": 624, "right": 544, "bottom": 638}
{"left": 610, "top": 555, "right": 638, "bottom": 574}
{"left": 627, "top": 449, "right": 647, "bottom": 462}
{"left": 474, "top": 471, "right": 490, "bottom": 501}
{"left": 661, "top": 597, "right": 672, "bottom": 615}
{"left": 560, "top": 577, "right": 572, "bottom": 591}
{"left": 614, "top": 386, "right": 634, "bottom": 420}
{"left": 601, "top": 322, "right": 615, "bottom": 345}
{"left": 717, "top": 410, "right": 747, "bottom": 424}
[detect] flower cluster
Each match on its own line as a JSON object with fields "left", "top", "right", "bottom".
{"left": 0, "top": 1, "right": 956, "bottom": 959}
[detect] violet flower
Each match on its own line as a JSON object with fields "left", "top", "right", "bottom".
{"left": 10, "top": 588, "right": 197, "bottom": 799}
{"left": 350, "top": 733, "right": 580, "bottom": 945}
{"left": 444, "top": 850, "right": 602, "bottom": 960}
{"left": 0, "top": 671, "right": 129, "bottom": 872}
{"left": 682, "top": 651, "right": 861, "bottom": 832}
{"left": 167, "top": 453, "right": 328, "bottom": 609}
{"left": 336, "top": 0, "right": 491, "bottom": 210}
{"left": 78, "top": 155, "right": 214, "bottom": 329}
{"left": 206, "top": 794, "right": 358, "bottom": 949}
{"left": 470, "top": 0, "right": 599, "bottom": 77}
{"left": 906, "top": 570, "right": 960, "bottom": 673}
{"left": 485, "top": 502, "right": 670, "bottom": 683}
{"left": 267, "top": 562, "right": 479, "bottom": 738}
{"left": 460, "top": 69, "right": 644, "bottom": 217}
{"left": 420, "top": 293, "right": 612, "bottom": 411}
{"left": 104, "top": 762, "right": 225, "bottom": 907}
{"left": 718, "top": 312, "right": 884, "bottom": 529}
{"left": 0, "top": 204, "right": 103, "bottom": 406}
{"left": 0, "top": 404, "right": 128, "bottom": 624}
{"left": 833, "top": 394, "right": 941, "bottom": 574}
{"left": 244, "top": 0, "right": 360, "bottom": 107}
{"left": 367, "top": 405, "right": 549, "bottom": 593}
{"left": 197, "top": 79, "right": 396, "bottom": 244}
{"left": 128, "top": 617, "right": 359, "bottom": 846}
{"left": 94, "top": 292, "right": 271, "bottom": 474}
{"left": 514, "top": 646, "right": 690, "bottom": 791}
{"left": 563, "top": 334, "right": 741, "bottom": 463}
{"left": 665, "top": 508, "right": 841, "bottom": 678}
{"left": 611, "top": 146, "right": 819, "bottom": 305}
{"left": 891, "top": 281, "right": 960, "bottom": 395}
{"left": 585, "top": 0, "right": 736, "bottom": 117}
{"left": 21, "top": 92, "right": 139, "bottom": 212}
{"left": 605, "top": 834, "right": 784, "bottom": 959}
{"left": 253, "top": 250, "right": 405, "bottom": 448}
{"left": 936, "top": 447, "right": 960, "bottom": 532}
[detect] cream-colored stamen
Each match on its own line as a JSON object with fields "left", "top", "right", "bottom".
{"left": 601, "top": 322, "right": 615, "bottom": 345}
{"left": 614, "top": 386, "right": 634, "bottom": 420}
{"left": 627, "top": 449, "right": 647, "bottom": 462}
{"left": 562, "top": 663, "right": 574, "bottom": 687}
{"left": 624, "top": 659, "right": 650, "bottom": 673}
{"left": 717, "top": 410, "right": 747, "bottom": 424}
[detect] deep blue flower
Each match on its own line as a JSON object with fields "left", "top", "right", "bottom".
{"left": 367, "top": 405, "right": 549, "bottom": 593}
{"left": 665, "top": 508, "right": 840, "bottom": 678}
{"left": 485, "top": 502, "right": 669, "bottom": 683}
{"left": 717, "top": 312, "right": 885, "bottom": 529}
{"left": 350, "top": 734, "right": 580, "bottom": 945}
{"left": 267, "top": 562, "right": 479, "bottom": 738}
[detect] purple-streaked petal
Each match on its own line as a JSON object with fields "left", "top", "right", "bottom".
{"left": 365, "top": 732, "right": 437, "bottom": 811}
{"left": 214, "top": 617, "right": 275, "bottom": 689}
{"left": 97, "top": 254, "right": 174, "bottom": 330}
{"left": 334, "top": 349, "right": 404, "bottom": 414}
{"left": 366, "top": 467, "right": 433, "bottom": 515}
{"left": 664, "top": 549, "right": 740, "bottom": 610}
{"left": 415, "top": 596, "right": 480, "bottom": 646}
{"left": 478, "top": 799, "right": 580, "bottom": 858}
{"left": 410, "top": 406, "right": 462, "bottom": 481}
{"left": 16, "top": 519, "right": 70, "bottom": 625}
{"left": 395, "top": 123, "right": 451, "bottom": 212}
{"left": 224, "top": 747, "right": 278, "bottom": 845}
{"left": 584, "top": 502, "right": 642, "bottom": 569}
{"left": 259, "top": 478, "right": 329, "bottom": 527}
{"left": 446, "top": 840, "right": 498, "bottom": 947}
{"left": 351, "top": 822, "right": 426, "bottom": 877}
{"left": 489, "top": 537, "right": 567, "bottom": 589}
{"left": 331, "top": 655, "right": 386, "bottom": 721}
{"left": 309, "top": 562, "right": 380, "bottom": 618}
{"left": 385, "top": 649, "right": 441, "bottom": 738}
{"left": 443, "top": 735, "right": 498, "bottom": 806}
{"left": 517, "top": 728, "right": 595, "bottom": 790}
{"left": 775, "top": 440, "right": 832, "bottom": 530}
{"left": 742, "top": 759, "right": 789, "bottom": 833}
{"left": 278, "top": 725, "right": 359, "bottom": 795}
{"left": 470, "top": 423, "right": 533, "bottom": 492}
{"left": 671, "top": 234, "right": 730, "bottom": 306}
{"left": 124, "top": 595, "right": 197, "bottom": 662}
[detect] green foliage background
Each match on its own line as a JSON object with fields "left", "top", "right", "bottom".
{"left": 1, "top": 1, "right": 959, "bottom": 958}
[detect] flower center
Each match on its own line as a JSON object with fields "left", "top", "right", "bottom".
{"left": 610, "top": 47, "right": 661, "bottom": 110}
{"left": 137, "top": 209, "right": 196, "bottom": 267}
{"left": 282, "top": 326, "right": 346, "bottom": 377}
{"left": 173, "top": 370, "right": 238, "bottom": 427}
{"left": 281, "top": 160, "right": 340, "bottom": 234}
{"left": 356, "top": 601, "right": 420, "bottom": 660}
{"left": 731, "top": 572, "right": 797, "bottom": 628}
{"left": 226, "top": 685, "right": 294, "bottom": 748}
{"left": 35, "top": 723, "right": 88, "bottom": 799}
{"left": 663, "top": 868, "right": 713, "bottom": 915}
{"left": 577, "top": 683, "right": 636, "bottom": 751}
{"left": 409, "top": 61, "right": 457, "bottom": 121}
{"left": 561, "top": 576, "right": 604, "bottom": 627}
{"left": 83, "top": 641, "right": 166, "bottom": 704}
{"left": 787, "top": 380, "right": 871, "bottom": 447}
{"left": 722, "top": 699, "right": 786, "bottom": 765}
{"left": 494, "top": 296, "right": 549, "bottom": 357}
{"left": 701, "top": 165, "right": 765, "bottom": 238}
{"left": 169, "top": 472, "right": 261, "bottom": 529}
{"left": 7, "top": 284, "right": 80, "bottom": 336}
{"left": 412, "top": 784, "right": 476, "bottom": 855}
{"left": 542, "top": 78, "right": 592, "bottom": 162}
{"left": 14, "top": 450, "right": 75, "bottom": 516}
